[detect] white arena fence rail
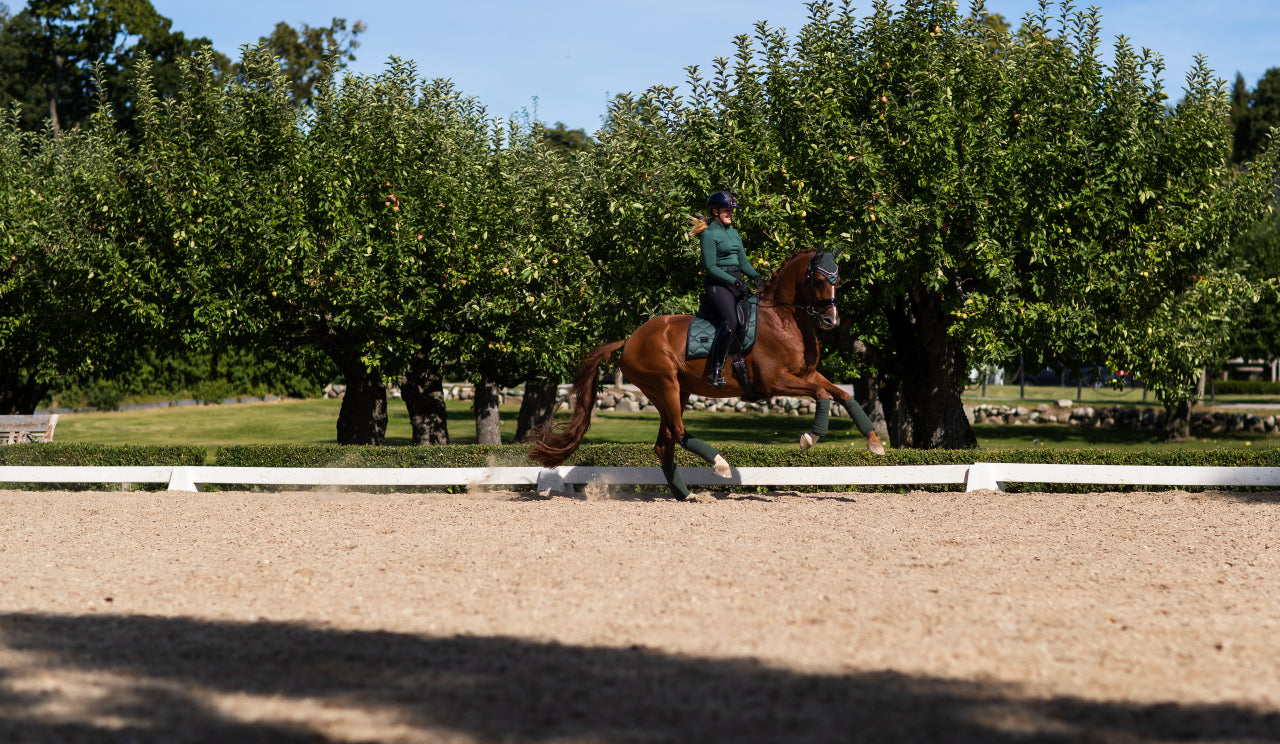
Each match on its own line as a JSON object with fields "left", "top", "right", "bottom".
{"left": 1, "top": 464, "right": 1280, "bottom": 493}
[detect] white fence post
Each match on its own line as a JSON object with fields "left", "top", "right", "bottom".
{"left": 167, "top": 467, "right": 200, "bottom": 492}
{"left": 964, "top": 463, "right": 1004, "bottom": 492}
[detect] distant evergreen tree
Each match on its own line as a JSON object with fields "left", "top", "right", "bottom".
{"left": 1232, "top": 68, "right": 1280, "bottom": 163}
{"left": 1231, "top": 72, "right": 1252, "bottom": 163}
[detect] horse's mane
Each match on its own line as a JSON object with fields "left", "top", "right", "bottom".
{"left": 761, "top": 248, "right": 819, "bottom": 296}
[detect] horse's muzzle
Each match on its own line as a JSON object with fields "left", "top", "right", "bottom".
{"left": 818, "top": 310, "right": 839, "bottom": 330}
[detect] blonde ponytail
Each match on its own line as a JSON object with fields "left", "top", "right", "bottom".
{"left": 688, "top": 216, "right": 708, "bottom": 238}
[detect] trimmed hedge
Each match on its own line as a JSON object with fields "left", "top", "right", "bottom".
{"left": 1214, "top": 380, "right": 1280, "bottom": 396}
{"left": 5, "top": 442, "right": 1280, "bottom": 469}
{"left": 0, "top": 443, "right": 207, "bottom": 466}
{"left": 213, "top": 444, "right": 537, "bottom": 468}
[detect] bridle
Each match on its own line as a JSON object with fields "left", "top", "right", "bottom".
{"left": 757, "top": 251, "right": 839, "bottom": 318}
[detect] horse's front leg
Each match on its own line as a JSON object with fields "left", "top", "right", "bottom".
{"left": 772, "top": 372, "right": 885, "bottom": 455}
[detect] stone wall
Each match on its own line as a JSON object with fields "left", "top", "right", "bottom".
{"left": 406, "top": 384, "right": 843, "bottom": 417}
{"left": 588, "top": 388, "right": 831, "bottom": 417}
{"left": 966, "top": 402, "right": 1277, "bottom": 434}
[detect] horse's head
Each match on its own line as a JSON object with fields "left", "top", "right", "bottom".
{"left": 806, "top": 250, "right": 840, "bottom": 330}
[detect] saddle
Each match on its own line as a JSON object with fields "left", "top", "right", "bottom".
{"left": 686, "top": 294, "right": 758, "bottom": 360}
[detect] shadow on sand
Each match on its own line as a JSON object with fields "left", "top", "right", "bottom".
{"left": 1, "top": 613, "right": 1277, "bottom": 742}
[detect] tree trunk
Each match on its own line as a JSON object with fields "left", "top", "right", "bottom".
{"left": 400, "top": 348, "right": 449, "bottom": 445}
{"left": 860, "top": 373, "right": 891, "bottom": 444}
{"left": 473, "top": 378, "right": 502, "bottom": 445}
{"left": 875, "top": 374, "right": 913, "bottom": 450}
{"left": 1165, "top": 399, "right": 1192, "bottom": 441}
{"left": 885, "top": 283, "right": 977, "bottom": 449}
{"left": 515, "top": 376, "right": 559, "bottom": 442}
{"left": 327, "top": 340, "right": 388, "bottom": 445}
{"left": 47, "top": 47, "right": 64, "bottom": 135}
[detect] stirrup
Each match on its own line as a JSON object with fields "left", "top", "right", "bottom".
{"left": 709, "top": 364, "right": 727, "bottom": 389}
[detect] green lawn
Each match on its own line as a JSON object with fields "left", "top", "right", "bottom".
{"left": 965, "top": 383, "right": 1153, "bottom": 406}
{"left": 55, "top": 399, "right": 829, "bottom": 448}
{"left": 52, "top": 395, "right": 1278, "bottom": 452}
{"left": 963, "top": 383, "right": 1268, "bottom": 410}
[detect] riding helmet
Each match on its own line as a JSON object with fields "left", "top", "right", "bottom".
{"left": 707, "top": 190, "right": 739, "bottom": 210}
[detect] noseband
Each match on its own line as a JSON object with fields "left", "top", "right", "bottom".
{"left": 804, "top": 252, "right": 839, "bottom": 315}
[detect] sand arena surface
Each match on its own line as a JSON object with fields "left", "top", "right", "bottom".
{"left": 0, "top": 487, "right": 1277, "bottom": 742}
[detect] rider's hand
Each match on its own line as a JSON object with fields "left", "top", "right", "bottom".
{"left": 733, "top": 278, "right": 748, "bottom": 293}
{"left": 753, "top": 276, "right": 764, "bottom": 292}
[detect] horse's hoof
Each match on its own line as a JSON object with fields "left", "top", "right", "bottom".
{"left": 866, "top": 432, "right": 886, "bottom": 456}
{"left": 713, "top": 454, "right": 731, "bottom": 478}
{"left": 800, "top": 432, "right": 818, "bottom": 452}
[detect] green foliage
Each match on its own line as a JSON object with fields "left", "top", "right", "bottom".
{"left": 4, "top": 0, "right": 1272, "bottom": 448}
{"left": 591, "top": 0, "right": 1277, "bottom": 439}
{"left": 44, "top": 346, "right": 331, "bottom": 409}
{"left": 0, "top": 0, "right": 227, "bottom": 133}
{"left": 0, "top": 103, "right": 137, "bottom": 412}
{"left": 436, "top": 116, "right": 596, "bottom": 387}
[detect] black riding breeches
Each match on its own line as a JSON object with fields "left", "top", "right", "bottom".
{"left": 705, "top": 283, "right": 740, "bottom": 334}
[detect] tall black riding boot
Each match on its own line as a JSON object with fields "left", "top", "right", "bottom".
{"left": 708, "top": 323, "right": 732, "bottom": 389}
{"left": 731, "top": 356, "right": 767, "bottom": 403}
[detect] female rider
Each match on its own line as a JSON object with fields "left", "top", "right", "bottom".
{"left": 694, "top": 190, "right": 763, "bottom": 388}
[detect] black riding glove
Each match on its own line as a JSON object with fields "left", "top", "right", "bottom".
{"left": 753, "top": 275, "right": 764, "bottom": 292}
{"left": 733, "top": 279, "right": 748, "bottom": 294}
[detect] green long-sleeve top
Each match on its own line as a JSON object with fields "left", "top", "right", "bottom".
{"left": 700, "top": 220, "right": 759, "bottom": 286}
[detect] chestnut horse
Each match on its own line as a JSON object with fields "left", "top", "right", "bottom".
{"left": 529, "top": 249, "right": 884, "bottom": 499}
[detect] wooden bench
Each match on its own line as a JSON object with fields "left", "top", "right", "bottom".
{"left": 0, "top": 414, "right": 59, "bottom": 444}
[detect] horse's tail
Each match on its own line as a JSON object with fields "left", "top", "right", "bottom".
{"left": 528, "top": 339, "right": 626, "bottom": 467}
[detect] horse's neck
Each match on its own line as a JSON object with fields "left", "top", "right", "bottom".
{"left": 763, "top": 253, "right": 813, "bottom": 307}
{"left": 760, "top": 261, "right": 817, "bottom": 338}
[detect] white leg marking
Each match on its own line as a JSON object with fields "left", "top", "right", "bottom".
{"left": 713, "top": 454, "right": 731, "bottom": 478}
{"left": 800, "top": 432, "right": 818, "bottom": 452}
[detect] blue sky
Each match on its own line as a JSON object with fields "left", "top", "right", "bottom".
{"left": 151, "top": 0, "right": 1278, "bottom": 133}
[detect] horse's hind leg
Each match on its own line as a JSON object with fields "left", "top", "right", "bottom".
{"left": 654, "top": 422, "right": 691, "bottom": 501}
{"left": 650, "top": 386, "right": 731, "bottom": 499}
{"left": 660, "top": 389, "right": 732, "bottom": 476}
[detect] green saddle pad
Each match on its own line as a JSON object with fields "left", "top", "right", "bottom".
{"left": 686, "top": 298, "right": 759, "bottom": 360}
